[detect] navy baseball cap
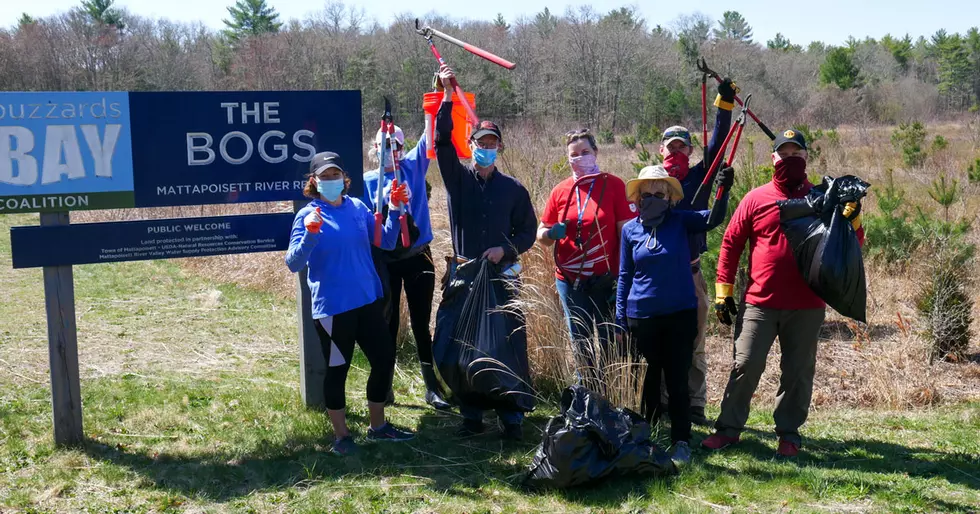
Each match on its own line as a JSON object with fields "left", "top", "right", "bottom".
{"left": 773, "top": 129, "right": 808, "bottom": 152}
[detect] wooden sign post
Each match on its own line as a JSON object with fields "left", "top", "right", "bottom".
{"left": 40, "top": 212, "right": 83, "bottom": 446}
{"left": 294, "top": 200, "right": 326, "bottom": 408}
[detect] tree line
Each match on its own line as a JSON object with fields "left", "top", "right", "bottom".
{"left": 3, "top": 0, "right": 980, "bottom": 139}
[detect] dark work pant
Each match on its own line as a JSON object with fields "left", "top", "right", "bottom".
{"left": 314, "top": 299, "right": 396, "bottom": 411}
{"left": 628, "top": 308, "right": 698, "bottom": 444}
{"left": 384, "top": 247, "right": 436, "bottom": 365}
{"left": 715, "top": 304, "right": 825, "bottom": 445}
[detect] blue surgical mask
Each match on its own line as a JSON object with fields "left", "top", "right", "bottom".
{"left": 473, "top": 148, "right": 497, "bottom": 168}
{"left": 316, "top": 178, "right": 345, "bottom": 201}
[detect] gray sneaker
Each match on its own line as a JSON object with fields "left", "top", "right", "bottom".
{"left": 669, "top": 441, "right": 692, "bottom": 466}
{"left": 330, "top": 436, "right": 359, "bottom": 456}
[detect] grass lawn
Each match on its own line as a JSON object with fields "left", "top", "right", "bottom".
{"left": 1, "top": 213, "right": 978, "bottom": 513}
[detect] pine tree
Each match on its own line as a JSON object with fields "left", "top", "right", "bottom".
{"left": 881, "top": 33, "right": 913, "bottom": 72}
{"left": 712, "top": 11, "right": 752, "bottom": 43}
{"left": 492, "top": 13, "right": 509, "bottom": 32}
{"left": 675, "top": 13, "right": 712, "bottom": 64}
{"left": 533, "top": 7, "right": 558, "bottom": 38}
{"left": 767, "top": 32, "right": 801, "bottom": 52}
{"left": 966, "top": 27, "right": 980, "bottom": 109}
{"left": 932, "top": 30, "right": 972, "bottom": 109}
{"left": 820, "top": 46, "right": 860, "bottom": 89}
{"left": 17, "top": 13, "right": 36, "bottom": 27}
{"left": 81, "top": 0, "right": 124, "bottom": 29}
{"left": 223, "top": 0, "right": 282, "bottom": 44}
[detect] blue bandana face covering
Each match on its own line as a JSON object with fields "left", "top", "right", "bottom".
{"left": 316, "top": 178, "right": 344, "bottom": 201}
{"left": 473, "top": 148, "right": 497, "bottom": 168}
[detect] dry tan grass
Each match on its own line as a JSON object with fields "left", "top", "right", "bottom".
{"left": 64, "top": 122, "right": 980, "bottom": 410}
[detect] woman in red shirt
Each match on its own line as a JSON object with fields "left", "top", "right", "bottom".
{"left": 537, "top": 129, "right": 636, "bottom": 387}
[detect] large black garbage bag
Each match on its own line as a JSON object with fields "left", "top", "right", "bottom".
{"left": 525, "top": 386, "right": 676, "bottom": 489}
{"left": 778, "top": 175, "right": 871, "bottom": 322}
{"left": 432, "top": 258, "right": 535, "bottom": 412}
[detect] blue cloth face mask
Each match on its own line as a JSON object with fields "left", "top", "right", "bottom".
{"left": 316, "top": 178, "right": 345, "bottom": 202}
{"left": 473, "top": 148, "right": 497, "bottom": 168}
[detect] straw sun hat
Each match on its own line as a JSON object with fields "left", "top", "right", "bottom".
{"left": 625, "top": 165, "right": 685, "bottom": 203}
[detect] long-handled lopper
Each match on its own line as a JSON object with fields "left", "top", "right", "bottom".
{"left": 415, "top": 20, "right": 516, "bottom": 70}
{"left": 693, "top": 94, "right": 752, "bottom": 204}
{"left": 383, "top": 97, "right": 412, "bottom": 248}
{"left": 697, "top": 57, "right": 776, "bottom": 141}
{"left": 373, "top": 106, "right": 387, "bottom": 247}
{"left": 415, "top": 19, "right": 481, "bottom": 124}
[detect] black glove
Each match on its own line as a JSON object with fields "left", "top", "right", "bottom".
{"left": 715, "top": 296, "right": 738, "bottom": 326}
{"left": 715, "top": 166, "right": 735, "bottom": 188}
{"left": 718, "top": 77, "right": 739, "bottom": 103}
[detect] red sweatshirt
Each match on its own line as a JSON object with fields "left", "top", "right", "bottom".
{"left": 717, "top": 181, "right": 866, "bottom": 310}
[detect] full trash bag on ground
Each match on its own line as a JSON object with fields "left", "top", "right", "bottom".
{"left": 524, "top": 385, "right": 676, "bottom": 489}
{"left": 432, "top": 258, "right": 535, "bottom": 412}
{"left": 777, "top": 175, "right": 871, "bottom": 322}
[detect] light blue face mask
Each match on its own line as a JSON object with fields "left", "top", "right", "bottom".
{"left": 473, "top": 148, "right": 497, "bottom": 168}
{"left": 316, "top": 178, "right": 345, "bottom": 201}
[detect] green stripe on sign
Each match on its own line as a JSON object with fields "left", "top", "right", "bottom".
{"left": 0, "top": 192, "right": 135, "bottom": 214}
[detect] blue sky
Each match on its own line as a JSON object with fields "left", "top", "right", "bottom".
{"left": 3, "top": 0, "right": 978, "bottom": 46}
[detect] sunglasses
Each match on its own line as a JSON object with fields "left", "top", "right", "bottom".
{"left": 662, "top": 131, "right": 690, "bottom": 141}
{"left": 640, "top": 192, "right": 667, "bottom": 200}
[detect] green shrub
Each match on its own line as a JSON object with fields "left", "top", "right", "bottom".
{"left": 966, "top": 157, "right": 980, "bottom": 184}
{"left": 890, "top": 121, "right": 927, "bottom": 168}
{"left": 792, "top": 124, "right": 825, "bottom": 162}
{"left": 598, "top": 129, "right": 615, "bottom": 145}
{"left": 621, "top": 134, "right": 637, "bottom": 150}
{"left": 916, "top": 237, "right": 974, "bottom": 363}
{"left": 931, "top": 135, "right": 949, "bottom": 152}
{"left": 863, "top": 169, "right": 924, "bottom": 265}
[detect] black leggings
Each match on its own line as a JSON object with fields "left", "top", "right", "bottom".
{"left": 628, "top": 308, "right": 698, "bottom": 443}
{"left": 314, "top": 299, "right": 395, "bottom": 411}
{"left": 382, "top": 247, "right": 436, "bottom": 365}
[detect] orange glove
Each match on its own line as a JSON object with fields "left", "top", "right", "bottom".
{"left": 389, "top": 179, "right": 409, "bottom": 210}
{"left": 304, "top": 207, "right": 323, "bottom": 233}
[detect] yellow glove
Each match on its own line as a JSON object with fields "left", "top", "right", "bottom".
{"left": 713, "top": 78, "right": 739, "bottom": 111}
{"left": 843, "top": 201, "right": 862, "bottom": 231}
{"left": 715, "top": 283, "right": 737, "bottom": 326}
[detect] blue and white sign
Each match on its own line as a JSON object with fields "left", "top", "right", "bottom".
{"left": 0, "top": 92, "right": 135, "bottom": 212}
{"left": 129, "top": 90, "right": 364, "bottom": 207}
{"left": 10, "top": 213, "right": 295, "bottom": 268}
{"left": 0, "top": 90, "right": 363, "bottom": 213}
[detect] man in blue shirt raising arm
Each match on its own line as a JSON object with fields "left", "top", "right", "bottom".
{"left": 433, "top": 64, "right": 538, "bottom": 441}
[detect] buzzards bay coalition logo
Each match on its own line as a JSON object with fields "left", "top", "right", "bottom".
{"left": 0, "top": 92, "right": 136, "bottom": 212}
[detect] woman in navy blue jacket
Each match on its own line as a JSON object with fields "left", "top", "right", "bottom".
{"left": 286, "top": 151, "right": 414, "bottom": 456}
{"left": 616, "top": 164, "right": 732, "bottom": 466}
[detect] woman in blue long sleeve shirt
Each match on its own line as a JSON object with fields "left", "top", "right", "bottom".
{"left": 285, "top": 151, "right": 415, "bottom": 456}
{"left": 360, "top": 125, "right": 449, "bottom": 410}
{"left": 616, "top": 164, "right": 732, "bottom": 466}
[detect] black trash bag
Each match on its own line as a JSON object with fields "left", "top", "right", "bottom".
{"left": 777, "top": 175, "right": 871, "bottom": 322}
{"left": 524, "top": 385, "right": 676, "bottom": 489}
{"left": 432, "top": 258, "right": 535, "bottom": 412}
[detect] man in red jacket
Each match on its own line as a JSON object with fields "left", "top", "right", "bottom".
{"left": 702, "top": 129, "right": 864, "bottom": 458}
